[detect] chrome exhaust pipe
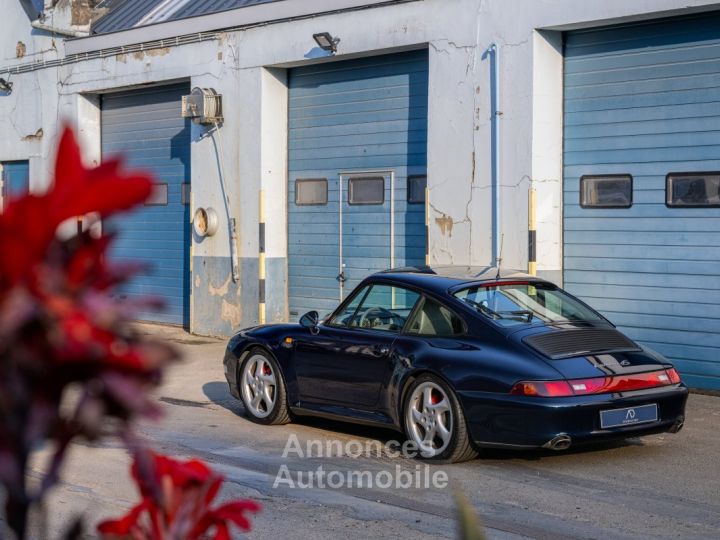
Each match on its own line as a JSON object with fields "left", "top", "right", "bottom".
{"left": 543, "top": 433, "right": 572, "bottom": 451}
{"left": 669, "top": 416, "right": 685, "bottom": 434}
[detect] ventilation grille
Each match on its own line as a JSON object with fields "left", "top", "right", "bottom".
{"left": 522, "top": 328, "right": 641, "bottom": 360}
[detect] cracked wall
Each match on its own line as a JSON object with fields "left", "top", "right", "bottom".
{"left": 0, "top": 2, "right": 61, "bottom": 195}
{"left": 4, "top": 0, "right": 720, "bottom": 334}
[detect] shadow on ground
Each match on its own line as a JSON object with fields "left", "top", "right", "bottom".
{"left": 201, "top": 381, "right": 245, "bottom": 416}
{"left": 201, "top": 381, "right": 638, "bottom": 463}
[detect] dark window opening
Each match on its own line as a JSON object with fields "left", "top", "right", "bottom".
{"left": 408, "top": 175, "right": 427, "bottom": 204}
{"left": 348, "top": 177, "right": 384, "bottom": 205}
{"left": 181, "top": 183, "right": 191, "bottom": 205}
{"left": 295, "top": 178, "right": 328, "bottom": 205}
{"left": 145, "top": 183, "right": 169, "bottom": 206}
{"left": 580, "top": 175, "right": 632, "bottom": 208}
{"left": 666, "top": 172, "right": 720, "bottom": 207}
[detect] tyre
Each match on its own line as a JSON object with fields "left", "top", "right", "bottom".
{"left": 403, "top": 374, "right": 478, "bottom": 463}
{"left": 238, "top": 348, "right": 291, "bottom": 425}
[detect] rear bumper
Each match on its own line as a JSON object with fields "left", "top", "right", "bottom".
{"left": 459, "top": 384, "right": 689, "bottom": 449}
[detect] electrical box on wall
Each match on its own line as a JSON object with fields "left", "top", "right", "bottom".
{"left": 181, "top": 87, "right": 223, "bottom": 124}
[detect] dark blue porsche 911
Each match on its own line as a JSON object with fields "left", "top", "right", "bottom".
{"left": 223, "top": 266, "right": 688, "bottom": 463}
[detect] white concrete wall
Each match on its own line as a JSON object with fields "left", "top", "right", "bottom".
{"left": 531, "top": 29, "right": 564, "bottom": 283}
{"left": 0, "top": 2, "right": 61, "bottom": 195}
{"left": 260, "top": 67, "right": 289, "bottom": 321}
{"left": 261, "top": 68, "right": 289, "bottom": 262}
{"left": 3, "top": 0, "right": 720, "bottom": 331}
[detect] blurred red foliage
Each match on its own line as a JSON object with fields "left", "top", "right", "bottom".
{"left": 0, "top": 126, "right": 258, "bottom": 539}
{"left": 98, "top": 450, "right": 260, "bottom": 540}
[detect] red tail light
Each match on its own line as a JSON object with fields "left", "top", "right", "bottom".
{"left": 510, "top": 380, "right": 573, "bottom": 397}
{"left": 511, "top": 368, "right": 682, "bottom": 397}
{"left": 666, "top": 368, "right": 681, "bottom": 384}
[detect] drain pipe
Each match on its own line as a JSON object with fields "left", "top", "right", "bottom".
{"left": 486, "top": 43, "right": 502, "bottom": 266}
{"left": 211, "top": 122, "right": 240, "bottom": 283}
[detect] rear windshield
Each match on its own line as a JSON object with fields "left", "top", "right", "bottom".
{"left": 453, "top": 282, "right": 606, "bottom": 328}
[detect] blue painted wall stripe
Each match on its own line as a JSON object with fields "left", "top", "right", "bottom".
{"left": 564, "top": 13, "right": 720, "bottom": 389}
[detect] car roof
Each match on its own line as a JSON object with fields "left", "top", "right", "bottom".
{"left": 370, "top": 265, "right": 549, "bottom": 295}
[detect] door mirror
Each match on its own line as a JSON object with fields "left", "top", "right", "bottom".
{"left": 299, "top": 311, "right": 320, "bottom": 334}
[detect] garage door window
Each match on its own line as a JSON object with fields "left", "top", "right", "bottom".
{"left": 349, "top": 177, "right": 384, "bottom": 205}
{"left": 181, "top": 183, "right": 191, "bottom": 205}
{"left": 145, "top": 183, "right": 168, "bottom": 206}
{"left": 408, "top": 175, "right": 427, "bottom": 204}
{"left": 580, "top": 175, "right": 632, "bottom": 208}
{"left": 295, "top": 178, "right": 328, "bottom": 205}
{"left": 666, "top": 172, "right": 720, "bottom": 208}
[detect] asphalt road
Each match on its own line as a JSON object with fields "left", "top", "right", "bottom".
{"left": 38, "top": 325, "right": 720, "bottom": 539}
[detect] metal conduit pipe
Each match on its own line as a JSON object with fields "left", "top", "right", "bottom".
{"left": 485, "top": 43, "right": 502, "bottom": 266}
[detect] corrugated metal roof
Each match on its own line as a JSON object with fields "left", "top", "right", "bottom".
{"left": 93, "top": 0, "right": 166, "bottom": 33}
{"left": 92, "top": 0, "right": 281, "bottom": 34}
{"left": 173, "top": 0, "right": 278, "bottom": 19}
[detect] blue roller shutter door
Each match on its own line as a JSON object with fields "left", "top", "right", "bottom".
{"left": 564, "top": 14, "right": 720, "bottom": 389}
{"left": 288, "top": 50, "right": 428, "bottom": 319}
{"left": 101, "top": 84, "right": 191, "bottom": 326}
{"left": 2, "top": 161, "right": 29, "bottom": 208}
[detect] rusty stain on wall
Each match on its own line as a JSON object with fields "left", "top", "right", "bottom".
{"left": 66, "top": 0, "right": 102, "bottom": 26}
{"left": 22, "top": 128, "right": 43, "bottom": 142}
{"left": 132, "top": 47, "right": 171, "bottom": 61}
{"left": 16, "top": 42, "right": 26, "bottom": 59}
{"left": 220, "top": 299, "right": 242, "bottom": 327}
{"left": 208, "top": 274, "right": 231, "bottom": 297}
{"left": 207, "top": 272, "right": 242, "bottom": 327}
{"left": 435, "top": 214, "right": 454, "bottom": 236}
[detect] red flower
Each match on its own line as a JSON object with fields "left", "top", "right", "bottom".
{"left": 0, "top": 123, "right": 260, "bottom": 540}
{"left": 98, "top": 451, "right": 260, "bottom": 540}
{"left": 0, "top": 126, "right": 152, "bottom": 290}
{"left": 0, "top": 126, "right": 178, "bottom": 539}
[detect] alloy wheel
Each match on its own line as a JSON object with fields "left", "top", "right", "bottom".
{"left": 241, "top": 353, "right": 277, "bottom": 418}
{"left": 406, "top": 381, "right": 453, "bottom": 457}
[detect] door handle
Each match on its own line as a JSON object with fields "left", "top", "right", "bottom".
{"left": 375, "top": 345, "right": 390, "bottom": 356}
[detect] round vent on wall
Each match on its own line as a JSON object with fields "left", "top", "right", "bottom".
{"left": 193, "top": 207, "right": 219, "bottom": 237}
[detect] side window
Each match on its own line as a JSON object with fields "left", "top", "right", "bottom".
{"left": 328, "top": 285, "right": 370, "bottom": 327}
{"left": 348, "top": 284, "right": 420, "bottom": 332}
{"left": 406, "top": 297, "right": 465, "bottom": 337}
